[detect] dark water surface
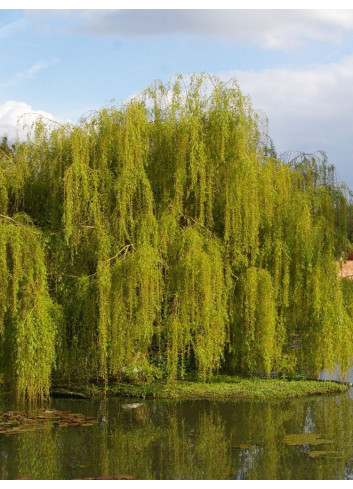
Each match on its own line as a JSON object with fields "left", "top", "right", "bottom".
{"left": 1, "top": 394, "right": 353, "bottom": 479}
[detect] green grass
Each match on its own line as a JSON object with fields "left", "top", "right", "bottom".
{"left": 51, "top": 375, "right": 349, "bottom": 401}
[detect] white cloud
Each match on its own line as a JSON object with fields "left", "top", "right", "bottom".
{"left": 0, "top": 19, "right": 26, "bottom": 39}
{"left": 1, "top": 59, "right": 59, "bottom": 89}
{"left": 220, "top": 56, "right": 353, "bottom": 186}
{"left": 75, "top": 9, "right": 353, "bottom": 52}
{"left": 2, "top": 62, "right": 45, "bottom": 88}
{"left": 0, "top": 101, "right": 61, "bottom": 141}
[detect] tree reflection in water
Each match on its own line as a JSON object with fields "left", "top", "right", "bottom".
{"left": 1, "top": 395, "right": 353, "bottom": 479}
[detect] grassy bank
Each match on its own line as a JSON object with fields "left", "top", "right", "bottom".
{"left": 51, "top": 376, "right": 349, "bottom": 401}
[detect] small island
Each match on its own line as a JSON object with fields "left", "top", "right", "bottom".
{"left": 51, "top": 376, "right": 349, "bottom": 401}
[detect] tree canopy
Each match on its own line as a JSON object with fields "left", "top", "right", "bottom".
{"left": 0, "top": 74, "right": 352, "bottom": 400}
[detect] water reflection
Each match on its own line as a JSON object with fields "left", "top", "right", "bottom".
{"left": 1, "top": 395, "right": 353, "bottom": 479}
{"left": 320, "top": 367, "right": 353, "bottom": 384}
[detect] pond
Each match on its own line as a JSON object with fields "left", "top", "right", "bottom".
{"left": 1, "top": 394, "right": 353, "bottom": 479}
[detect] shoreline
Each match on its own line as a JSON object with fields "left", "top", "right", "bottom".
{"left": 50, "top": 377, "right": 350, "bottom": 401}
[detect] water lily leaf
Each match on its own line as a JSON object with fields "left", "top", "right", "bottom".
{"left": 308, "top": 451, "right": 343, "bottom": 458}
{"left": 0, "top": 409, "right": 99, "bottom": 434}
{"left": 283, "top": 434, "right": 333, "bottom": 446}
{"left": 79, "top": 475, "right": 135, "bottom": 480}
{"left": 113, "top": 475, "right": 135, "bottom": 480}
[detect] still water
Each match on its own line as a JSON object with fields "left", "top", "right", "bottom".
{"left": 1, "top": 394, "right": 353, "bottom": 479}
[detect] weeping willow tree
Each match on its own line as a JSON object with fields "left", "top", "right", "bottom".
{"left": 0, "top": 214, "right": 59, "bottom": 401}
{"left": 0, "top": 74, "right": 353, "bottom": 398}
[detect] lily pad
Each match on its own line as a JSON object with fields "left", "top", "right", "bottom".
{"left": 0, "top": 409, "right": 99, "bottom": 435}
{"left": 283, "top": 434, "right": 334, "bottom": 446}
{"left": 308, "top": 450, "right": 343, "bottom": 459}
{"left": 73, "top": 475, "right": 135, "bottom": 480}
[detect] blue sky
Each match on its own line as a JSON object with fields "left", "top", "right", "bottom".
{"left": 1, "top": 8, "right": 353, "bottom": 188}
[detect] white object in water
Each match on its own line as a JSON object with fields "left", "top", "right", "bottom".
{"left": 120, "top": 366, "right": 140, "bottom": 374}
{"left": 121, "top": 403, "right": 143, "bottom": 410}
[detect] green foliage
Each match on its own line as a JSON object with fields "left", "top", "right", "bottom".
{"left": 0, "top": 214, "right": 60, "bottom": 401}
{"left": 346, "top": 195, "right": 353, "bottom": 243}
{"left": 0, "top": 74, "right": 353, "bottom": 399}
{"left": 165, "top": 227, "right": 229, "bottom": 381}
